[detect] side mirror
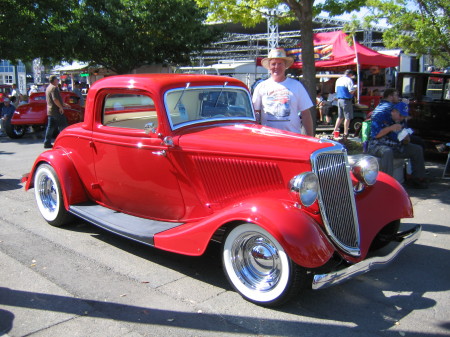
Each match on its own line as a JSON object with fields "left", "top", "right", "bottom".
{"left": 144, "top": 122, "right": 157, "bottom": 134}
{"left": 163, "top": 136, "right": 174, "bottom": 147}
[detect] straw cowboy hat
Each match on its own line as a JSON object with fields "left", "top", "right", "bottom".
{"left": 261, "top": 48, "right": 295, "bottom": 69}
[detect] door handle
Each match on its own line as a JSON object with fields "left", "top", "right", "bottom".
{"left": 152, "top": 150, "right": 166, "bottom": 157}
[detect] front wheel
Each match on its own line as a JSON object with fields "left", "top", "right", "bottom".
{"left": 369, "top": 220, "right": 401, "bottom": 251}
{"left": 223, "top": 223, "right": 306, "bottom": 306}
{"left": 34, "top": 164, "right": 73, "bottom": 227}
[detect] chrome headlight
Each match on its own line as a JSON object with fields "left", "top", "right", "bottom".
{"left": 351, "top": 156, "right": 379, "bottom": 186}
{"left": 289, "top": 172, "right": 319, "bottom": 207}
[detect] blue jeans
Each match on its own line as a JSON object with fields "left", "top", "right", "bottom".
{"left": 44, "top": 113, "right": 68, "bottom": 146}
{"left": 368, "top": 142, "right": 426, "bottom": 179}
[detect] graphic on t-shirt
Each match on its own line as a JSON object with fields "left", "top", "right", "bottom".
{"left": 263, "top": 87, "right": 291, "bottom": 118}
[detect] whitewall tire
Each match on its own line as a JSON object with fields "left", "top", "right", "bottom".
{"left": 34, "top": 164, "right": 72, "bottom": 227}
{"left": 223, "top": 223, "right": 305, "bottom": 306}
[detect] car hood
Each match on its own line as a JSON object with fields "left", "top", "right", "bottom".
{"left": 177, "top": 123, "right": 336, "bottom": 160}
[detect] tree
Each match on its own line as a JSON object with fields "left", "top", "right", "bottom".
{"left": 194, "top": 0, "right": 367, "bottom": 131}
{"left": 72, "top": 0, "right": 221, "bottom": 74}
{"left": 0, "top": 0, "right": 78, "bottom": 64}
{"left": 0, "top": 0, "right": 221, "bottom": 73}
{"left": 364, "top": 0, "right": 450, "bottom": 66}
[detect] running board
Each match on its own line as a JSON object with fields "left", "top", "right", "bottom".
{"left": 69, "top": 203, "right": 183, "bottom": 246}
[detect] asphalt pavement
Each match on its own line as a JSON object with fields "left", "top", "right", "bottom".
{"left": 1, "top": 131, "right": 449, "bottom": 337}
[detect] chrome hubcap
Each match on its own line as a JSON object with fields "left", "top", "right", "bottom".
{"left": 14, "top": 126, "right": 25, "bottom": 136}
{"left": 231, "top": 232, "right": 281, "bottom": 292}
{"left": 38, "top": 174, "right": 57, "bottom": 213}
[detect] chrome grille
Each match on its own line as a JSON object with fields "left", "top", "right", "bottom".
{"left": 312, "top": 149, "right": 360, "bottom": 256}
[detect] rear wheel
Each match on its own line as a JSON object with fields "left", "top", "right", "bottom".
{"left": 4, "top": 119, "right": 26, "bottom": 138}
{"left": 34, "top": 164, "right": 73, "bottom": 227}
{"left": 223, "top": 223, "right": 306, "bottom": 306}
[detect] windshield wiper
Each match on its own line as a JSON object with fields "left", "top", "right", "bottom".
{"left": 214, "top": 81, "right": 228, "bottom": 107}
{"left": 172, "top": 82, "right": 190, "bottom": 111}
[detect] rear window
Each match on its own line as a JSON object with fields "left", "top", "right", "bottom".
{"left": 102, "top": 93, "right": 157, "bottom": 130}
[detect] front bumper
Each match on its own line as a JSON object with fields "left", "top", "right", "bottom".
{"left": 312, "top": 225, "right": 421, "bottom": 290}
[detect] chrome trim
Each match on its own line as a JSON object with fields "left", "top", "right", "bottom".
{"left": 311, "top": 145, "right": 361, "bottom": 256}
{"left": 312, "top": 225, "right": 421, "bottom": 290}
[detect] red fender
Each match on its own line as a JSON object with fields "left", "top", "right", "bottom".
{"left": 154, "top": 197, "right": 336, "bottom": 269}
{"left": 25, "top": 149, "right": 88, "bottom": 209}
{"left": 355, "top": 171, "right": 413, "bottom": 258}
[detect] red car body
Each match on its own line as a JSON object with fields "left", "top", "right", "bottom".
{"left": 23, "top": 74, "right": 420, "bottom": 306}
{"left": 0, "top": 84, "right": 11, "bottom": 102}
{"left": 6, "top": 91, "right": 83, "bottom": 138}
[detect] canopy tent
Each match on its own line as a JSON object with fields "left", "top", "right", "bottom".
{"left": 256, "top": 31, "right": 399, "bottom": 70}
{"left": 256, "top": 31, "right": 400, "bottom": 102}
{"left": 286, "top": 30, "right": 400, "bottom": 69}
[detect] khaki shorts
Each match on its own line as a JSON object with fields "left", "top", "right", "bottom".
{"left": 337, "top": 99, "right": 353, "bottom": 119}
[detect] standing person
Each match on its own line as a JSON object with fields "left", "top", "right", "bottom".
{"left": 333, "top": 69, "right": 356, "bottom": 139}
{"left": 28, "top": 85, "right": 38, "bottom": 96}
{"left": 9, "top": 83, "right": 21, "bottom": 104}
{"left": 252, "top": 48, "right": 314, "bottom": 136}
{"left": 72, "top": 81, "right": 85, "bottom": 107}
{"left": 368, "top": 89, "right": 427, "bottom": 188}
{"left": 43, "top": 75, "right": 70, "bottom": 149}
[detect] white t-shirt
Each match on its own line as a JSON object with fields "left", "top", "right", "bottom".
{"left": 252, "top": 77, "right": 313, "bottom": 134}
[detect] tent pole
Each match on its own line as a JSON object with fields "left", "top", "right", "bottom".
{"left": 352, "top": 35, "right": 360, "bottom": 103}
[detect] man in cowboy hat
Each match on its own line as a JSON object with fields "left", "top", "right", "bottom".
{"left": 252, "top": 48, "right": 314, "bottom": 136}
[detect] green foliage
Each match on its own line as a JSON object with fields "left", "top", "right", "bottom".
{"left": 315, "top": 0, "right": 368, "bottom": 16}
{"left": 195, "top": 0, "right": 368, "bottom": 27}
{"left": 364, "top": 0, "right": 450, "bottom": 64}
{"left": 0, "top": 0, "right": 221, "bottom": 73}
{"left": 196, "top": 0, "right": 294, "bottom": 27}
{"left": 0, "top": 0, "right": 78, "bottom": 64}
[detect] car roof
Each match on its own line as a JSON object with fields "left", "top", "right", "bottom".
{"left": 89, "top": 74, "right": 249, "bottom": 94}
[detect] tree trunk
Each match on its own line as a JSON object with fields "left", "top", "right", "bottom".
{"left": 285, "top": 0, "right": 317, "bottom": 132}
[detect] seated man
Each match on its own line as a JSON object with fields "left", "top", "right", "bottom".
{"left": 368, "top": 89, "right": 428, "bottom": 189}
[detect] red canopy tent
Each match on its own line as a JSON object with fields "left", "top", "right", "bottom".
{"left": 256, "top": 31, "right": 399, "bottom": 70}
{"left": 285, "top": 30, "right": 400, "bottom": 69}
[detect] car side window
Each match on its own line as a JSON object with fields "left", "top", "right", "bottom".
{"left": 444, "top": 79, "right": 450, "bottom": 101}
{"left": 102, "top": 93, "right": 157, "bottom": 130}
{"left": 401, "top": 76, "right": 415, "bottom": 99}
{"left": 426, "top": 76, "right": 444, "bottom": 101}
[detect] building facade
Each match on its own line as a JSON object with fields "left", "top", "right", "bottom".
{"left": 0, "top": 60, "right": 27, "bottom": 94}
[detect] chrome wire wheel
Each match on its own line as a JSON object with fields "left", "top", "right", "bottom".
{"left": 34, "top": 164, "right": 70, "bottom": 226}
{"left": 223, "top": 223, "right": 295, "bottom": 306}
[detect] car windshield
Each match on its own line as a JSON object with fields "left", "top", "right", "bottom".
{"left": 164, "top": 86, "right": 255, "bottom": 130}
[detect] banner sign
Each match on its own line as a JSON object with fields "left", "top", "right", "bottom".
{"left": 286, "top": 44, "right": 334, "bottom": 63}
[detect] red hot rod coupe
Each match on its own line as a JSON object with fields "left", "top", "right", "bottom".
{"left": 4, "top": 91, "right": 83, "bottom": 138}
{"left": 23, "top": 74, "right": 421, "bottom": 306}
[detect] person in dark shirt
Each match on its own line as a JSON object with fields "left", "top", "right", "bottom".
{"left": 43, "top": 75, "right": 70, "bottom": 148}
{"left": 368, "top": 89, "right": 427, "bottom": 189}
